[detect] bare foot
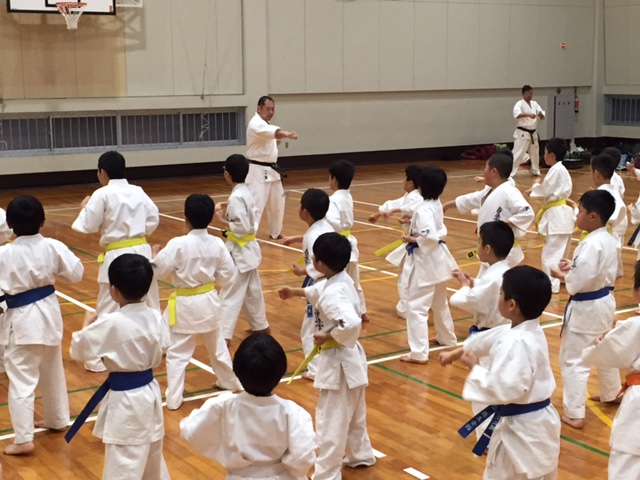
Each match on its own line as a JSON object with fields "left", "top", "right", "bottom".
{"left": 300, "top": 373, "right": 315, "bottom": 381}
{"left": 561, "top": 414, "right": 584, "bottom": 429}
{"left": 244, "top": 326, "right": 272, "bottom": 335}
{"left": 400, "top": 355, "right": 427, "bottom": 365}
{"left": 4, "top": 442, "right": 34, "bottom": 455}
{"left": 361, "top": 313, "right": 370, "bottom": 323}
{"left": 589, "top": 395, "right": 622, "bottom": 404}
{"left": 269, "top": 234, "right": 284, "bottom": 240}
{"left": 34, "top": 421, "right": 66, "bottom": 432}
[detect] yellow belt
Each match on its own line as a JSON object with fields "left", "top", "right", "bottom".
{"left": 466, "top": 239, "right": 519, "bottom": 259}
{"left": 579, "top": 227, "right": 613, "bottom": 242}
{"left": 339, "top": 229, "right": 351, "bottom": 237}
{"left": 167, "top": 283, "right": 216, "bottom": 326}
{"left": 375, "top": 238, "right": 405, "bottom": 257}
{"left": 288, "top": 338, "right": 341, "bottom": 384}
{"left": 97, "top": 237, "right": 148, "bottom": 263}
{"left": 226, "top": 231, "right": 256, "bottom": 248}
{"left": 534, "top": 199, "right": 567, "bottom": 232}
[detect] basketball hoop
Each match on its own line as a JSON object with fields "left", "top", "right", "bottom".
{"left": 56, "top": 2, "right": 87, "bottom": 30}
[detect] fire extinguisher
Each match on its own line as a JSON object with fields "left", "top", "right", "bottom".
{"left": 574, "top": 87, "right": 579, "bottom": 113}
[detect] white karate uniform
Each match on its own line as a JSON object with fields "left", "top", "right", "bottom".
{"left": 0, "top": 208, "right": 12, "bottom": 373}
{"left": 245, "top": 112, "right": 285, "bottom": 239}
{"left": 512, "top": 99, "right": 545, "bottom": 176}
{"left": 463, "top": 322, "right": 561, "bottom": 480}
{"left": 380, "top": 189, "right": 423, "bottom": 317}
{"left": 611, "top": 172, "right": 625, "bottom": 199}
{"left": 455, "top": 182, "right": 534, "bottom": 268}
{"left": 598, "top": 184, "right": 628, "bottom": 277}
{"left": 326, "top": 189, "right": 367, "bottom": 314}
{"left": 181, "top": 391, "right": 316, "bottom": 480}
{"left": 70, "top": 303, "right": 171, "bottom": 480}
{"left": 529, "top": 162, "right": 575, "bottom": 292}
{"left": 0, "top": 234, "right": 84, "bottom": 445}
{"left": 152, "top": 229, "right": 242, "bottom": 408}
{"left": 303, "top": 271, "right": 375, "bottom": 480}
{"left": 403, "top": 199, "right": 457, "bottom": 361}
{"left": 219, "top": 184, "right": 269, "bottom": 341}
{"left": 299, "top": 219, "right": 335, "bottom": 378}
{"left": 561, "top": 227, "right": 621, "bottom": 419}
{"left": 583, "top": 317, "right": 640, "bottom": 480}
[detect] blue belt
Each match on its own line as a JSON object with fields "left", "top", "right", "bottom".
{"left": 4, "top": 285, "right": 55, "bottom": 309}
{"left": 65, "top": 369, "right": 154, "bottom": 443}
{"left": 561, "top": 286, "right": 613, "bottom": 337}
{"left": 628, "top": 224, "right": 640, "bottom": 246}
{"left": 468, "top": 325, "right": 491, "bottom": 336}
{"left": 458, "top": 398, "right": 551, "bottom": 456}
{"left": 406, "top": 239, "right": 445, "bottom": 256}
{"left": 302, "top": 276, "right": 315, "bottom": 318}
{"left": 0, "top": 295, "right": 4, "bottom": 304}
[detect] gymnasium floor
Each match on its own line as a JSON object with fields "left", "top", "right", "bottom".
{"left": 0, "top": 159, "right": 630, "bottom": 479}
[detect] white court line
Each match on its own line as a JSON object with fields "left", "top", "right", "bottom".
{"left": 403, "top": 467, "right": 430, "bottom": 479}
{"left": 373, "top": 449, "right": 387, "bottom": 459}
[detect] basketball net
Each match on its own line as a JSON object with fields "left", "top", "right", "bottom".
{"left": 56, "top": 2, "right": 87, "bottom": 30}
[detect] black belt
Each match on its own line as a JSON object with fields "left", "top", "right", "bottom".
{"left": 517, "top": 126, "right": 536, "bottom": 144}
{"left": 248, "top": 159, "right": 288, "bottom": 179}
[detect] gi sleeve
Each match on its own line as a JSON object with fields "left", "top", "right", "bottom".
{"left": 71, "top": 190, "right": 105, "bottom": 234}
{"left": 282, "top": 406, "right": 317, "bottom": 476}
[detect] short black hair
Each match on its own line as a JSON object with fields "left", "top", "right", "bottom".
{"left": 495, "top": 147, "right": 514, "bottom": 160}
{"left": 6, "top": 195, "right": 45, "bottom": 236}
{"left": 184, "top": 194, "right": 214, "bottom": 229}
{"left": 487, "top": 153, "right": 513, "bottom": 179}
{"left": 329, "top": 160, "right": 355, "bottom": 189}
{"left": 601, "top": 147, "right": 622, "bottom": 171}
{"left": 522, "top": 85, "right": 533, "bottom": 94}
{"left": 502, "top": 266, "right": 551, "bottom": 320}
{"left": 634, "top": 260, "right": 640, "bottom": 290}
{"left": 405, "top": 165, "right": 423, "bottom": 188}
{"left": 545, "top": 138, "right": 568, "bottom": 162}
{"left": 300, "top": 188, "right": 329, "bottom": 221}
{"left": 233, "top": 332, "right": 287, "bottom": 396}
{"left": 108, "top": 254, "right": 153, "bottom": 301}
{"left": 579, "top": 190, "right": 615, "bottom": 225}
{"left": 224, "top": 154, "right": 249, "bottom": 183}
{"left": 257, "top": 96, "right": 274, "bottom": 107}
{"left": 313, "top": 232, "right": 351, "bottom": 273}
{"left": 417, "top": 166, "right": 447, "bottom": 200}
{"left": 479, "top": 221, "right": 514, "bottom": 259}
{"left": 591, "top": 154, "right": 615, "bottom": 180}
{"left": 97, "top": 151, "right": 126, "bottom": 179}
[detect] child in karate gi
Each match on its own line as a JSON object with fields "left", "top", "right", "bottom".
{"left": 153, "top": 194, "right": 242, "bottom": 410}
{"left": 401, "top": 166, "right": 457, "bottom": 363}
{"left": 0, "top": 208, "right": 12, "bottom": 374}
{"left": 443, "top": 153, "right": 534, "bottom": 269}
{"left": 583, "top": 260, "right": 640, "bottom": 480}
{"left": 215, "top": 154, "right": 270, "bottom": 345}
{"left": 0, "top": 195, "right": 84, "bottom": 455}
{"left": 369, "top": 165, "right": 423, "bottom": 319}
{"left": 525, "top": 138, "right": 575, "bottom": 293}
{"left": 551, "top": 190, "right": 621, "bottom": 429}
{"left": 72, "top": 150, "right": 160, "bottom": 372}
{"left": 326, "top": 160, "right": 369, "bottom": 322}
{"left": 279, "top": 233, "right": 375, "bottom": 479}
{"left": 69, "top": 254, "right": 170, "bottom": 480}
{"left": 282, "top": 189, "right": 334, "bottom": 380}
{"left": 457, "top": 266, "right": 560, "bottom": 480}
{"left": 181, "top": 332, "right": 316, "bottom": 480}
{"left": 602, "top": 147, "right": 625, "bottom": 199}
{"left": 591, "top": 154, "right": 628, "bottom": 278}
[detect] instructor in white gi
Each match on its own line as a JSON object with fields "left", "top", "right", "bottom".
{"left": 512, "top": 85, "right": 545, "bottom": 177}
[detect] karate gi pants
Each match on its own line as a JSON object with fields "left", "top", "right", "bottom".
{"left": 165, "top": 328, "right": 241, "bottom": 409}
{"left": 396, "top": 263, "right": 408, "bottom": 318}
{"left": 541, "top": 234, "right": 571, "bottom": 293}
{"left": 220, "top": 268, "right": 269, "bottom": 341}
{"left": 485, "top": 443, "right": 557, "bottom": 480}
{"left": 345, "top": 260, "right": 367, "bottom": 314}
{"left": 313, "top": 374, "right": 375, "bottom": 480}
{"left": 103, "top": 439, "right": 170, "bottom": 480}
{"left": 609, "top": 450, "right": 640, "bottom": 480}
{"left": 512, "top": 133, "right": 540, "bottom": 176}
{"left": 248, "top": 179, "right": 285, "bottom": 239}
{"left": 5, "top": 334, "right": 69, "bottom": 444}
{"left": 560, "top": 329, "right": 621, "bottom": 419}
{"left": 405, "top": 281, "right": 456, "bottom": 362}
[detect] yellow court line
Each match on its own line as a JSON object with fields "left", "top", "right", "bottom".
{"left": 586, "top": 390, "right": 614, "bottom": 428}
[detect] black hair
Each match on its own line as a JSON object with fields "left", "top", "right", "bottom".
{"left": 634, "top": 260, "right": 640, "bottom": 290}
{"left": 487, "top": 153, "right": 513, "bottom": 179}
{"left": 312, "top": 232, "right": 351, "bottom": 273}
{"left": 545, "top": 138, "right": 568, "bottom": 163}
{"left": 300, "top": 188, "right": 330, "bottom": 221}
{"left": 578, "top": 190, "right": 615, "bottom": 225}
{"left": 478, "top": 221, "right": 514, "bottom": 259}
{"left": 417, "top": 166, "right": 447, "bottom": 200}
{"left": 502, "top": 266, "right": 551, "bottom": 320}
{"left": 601, "top": 147, "right": 622, "bottom": 171}
{"left": 108, "top": 254, "right": 153, "bottom": 301}
{"left": 405, "top": 165, "right": 423, "bottom": 188}
{"left": 97, "top": 151, "right": 126, "bottom": 179}
{"left": 184, "top": 194, "right": 214, "bottom": 229}
{"left": 591, "top": 154, "right": 615, "bottom": 181}
{"left": 233, "top": 332, "right": 287, "bottom": 396}
{"left": 522, "top": 85, "right": 533, "bottom": 94}
{"left": 224, "top": 154, "right": 249, "bottom": 183}
{"left": 329, "top": 159, "right": 355, "bottom": 189}
{"left": 257, "top": 96, "right": 275, "bottom": 107}
{"left": 6, "top": 195, "right": 44, "bottom": 236}
{"left": 495, "top": 148, "right": 514, "bottom": 161}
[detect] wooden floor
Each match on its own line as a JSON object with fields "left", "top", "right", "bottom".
{"left": 0, "top": 159, "right": 631, "bottom": 479}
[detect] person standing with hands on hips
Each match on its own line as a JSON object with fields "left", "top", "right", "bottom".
{"left": 245, "top": 96, "right": 298, "bottom": 240}
{"left": 512, "top": 85, "right": 545, "bottom": 177}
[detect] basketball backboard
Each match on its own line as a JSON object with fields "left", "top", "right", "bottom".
{"left": 7, "top": 0, "right": 115, "bottom": 14}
